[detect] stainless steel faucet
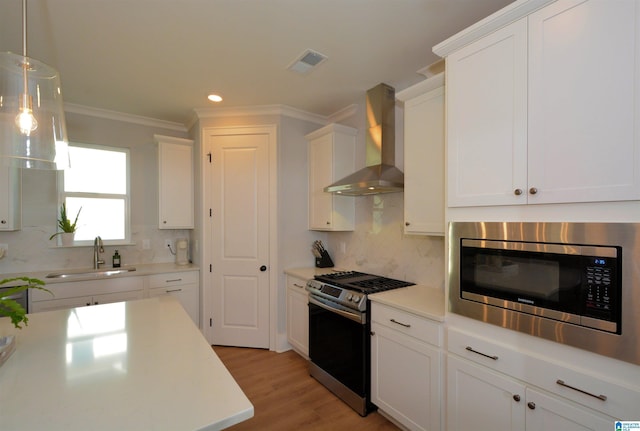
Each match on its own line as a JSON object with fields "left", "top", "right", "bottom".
{"left": 93, "top": 236, "right": 105, "bottom": 269}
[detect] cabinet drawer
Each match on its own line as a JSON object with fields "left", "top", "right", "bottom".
{"left": 371, "top": 302, "right": 442, "bottom": 347}
{"left": 448, "top": 327, "right": 640, "bottom": 419}
{"left": 286, "top": 276, "right": 308, "bottom": 291}
{"left": 148, "top": 271, "right": 198, "bottom": 288}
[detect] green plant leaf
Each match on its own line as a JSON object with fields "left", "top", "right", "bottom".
{"left": 0, "top": 277, "right": 52, "bottom": 329}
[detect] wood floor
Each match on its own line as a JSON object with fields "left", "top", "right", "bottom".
{"left": 213, "top": 346, "right": 401, "bottom": 431}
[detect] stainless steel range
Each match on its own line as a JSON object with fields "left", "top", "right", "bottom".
{"left": 306, "top": 271, "right": 414, "bottom": 416}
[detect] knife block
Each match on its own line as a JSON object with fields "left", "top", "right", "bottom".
{"left": 315, "top": 250, "right": 334, "bottom": 268}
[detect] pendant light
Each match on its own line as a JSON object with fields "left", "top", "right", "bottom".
{"left": 0, "top": 0, "right": 69, "bottom": 170}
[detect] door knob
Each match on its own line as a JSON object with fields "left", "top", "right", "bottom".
{"left": 260, "top": 265, "right": 267, "bottom": 272}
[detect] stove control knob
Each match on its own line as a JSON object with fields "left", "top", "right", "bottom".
{"left": 346, "top": 293, "right": 352, "bottom": 301}
{"left": 352, "top": 295, "right": 361, "bottom": 303}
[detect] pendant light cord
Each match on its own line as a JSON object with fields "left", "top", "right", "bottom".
{"left": 21, "top": 0, "right": 28, "bottom": 96}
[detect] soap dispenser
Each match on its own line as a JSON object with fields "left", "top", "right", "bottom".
{"left": 113, "top": 250, "right": 121, "bottom": 268}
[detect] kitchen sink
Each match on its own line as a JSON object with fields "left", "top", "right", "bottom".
{"left": 45, "top": 267, "right": 137, "bottom": 279}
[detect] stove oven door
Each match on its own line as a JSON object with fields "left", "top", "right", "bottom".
{"left": 308, "top": 295, "right": 370, "bottom": 415}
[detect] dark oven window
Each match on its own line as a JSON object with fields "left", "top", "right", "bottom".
{"left": 308, "top": 302, "right": 368, "bottom": 397}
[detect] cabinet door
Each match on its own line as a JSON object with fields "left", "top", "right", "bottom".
{"left": 307, "top": 125, "right": 355, "bottom": 231}
{"left": 371, "top": 323, "right": 440, "bottom": 431}
{"left": 308, "top": 133, "right": 335, "bottom": 230}
{"left": 0, "top": 165, "right": 21, "bottom": 231}
{"left": 158, "top": 138, "right": 194, "bottom": 229}
{"left": 286, "top": 277, "right": 309, "bottom": 357}
{"left": 148, "top": 284, "right": 199, "bottom": 326}
{"left": 525, "top": 387, "right": 614, "bottom": 431}
{"left": 447, "top": 18, "right": 528, "bottom": 207}
{"left": 403, "top": 81, "right": 445, "bottom": 236}
{"left": 528, "top": 0, "right": 640, "bottom": 204}
{"left": 30, "top": 296, "right": 94, "bottom": 313}
{"left": 446, "top": 355, "right": 525, "bottom": 431}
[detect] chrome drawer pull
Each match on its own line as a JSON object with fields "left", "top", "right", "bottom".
{"left": 390, "top": 318, "right": 411, "bottom": 328}
{"left": 165, "top": 289, "right": 183, "bottom": 293}
{"left": 165, "top": 279, "right": 182, "bottom": 283}
{"left": 293, "top": 283, "right": 304, "bottom": 288}
{"left": 556, "top": 379, "right": 607, "bottom": 401}
{"left": 465, "top": 346, "right": 499, "bottom": 361}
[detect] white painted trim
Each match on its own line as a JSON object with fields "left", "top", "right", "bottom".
{"left": 64, "top": 103, "right": 188, "bottom": 132}
{"left": 194, "top": 104, "right": 327, "bottom": 125}
{"left": 396, "top": 73, "right": 445, "bottom": 102}
{"left": 433, "top": 0, "right": 556, "bottom": 57}
{"left": 153, "top": 134, "right": 194, "bottom": 146}
{"left": 328, "top": 104, "right": 358, "bottom": 124}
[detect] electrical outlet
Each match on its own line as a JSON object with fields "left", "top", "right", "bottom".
{"left": 0, "top": 244, "right": 7, "bottom": 259}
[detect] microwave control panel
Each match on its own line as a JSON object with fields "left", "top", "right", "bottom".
{"left": 583, "top": 256, "right": 618, "bottom": 323}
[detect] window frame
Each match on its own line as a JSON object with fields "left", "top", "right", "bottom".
{"left": 57, "top": 142, "right": 132, "bottom": 246}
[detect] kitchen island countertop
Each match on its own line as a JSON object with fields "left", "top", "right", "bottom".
{"left": 0, "top": 296, "right": 253, "bottom": 431}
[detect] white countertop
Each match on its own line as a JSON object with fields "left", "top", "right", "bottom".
{"left": 1, "top": 262, "right": 199, "bottom": 285}
{"left": 285, "top": 267, "right": 445, "bottom": 322}
{"left": 369, "top": 284, "right": 445, "bottom": 322}
{"left": 0, "top": 297, "right": 253, "bottom": 431}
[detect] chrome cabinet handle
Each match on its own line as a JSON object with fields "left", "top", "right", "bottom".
{"left": 326, "top": 221, "right": 331, "bottom": 225}
{"left": 390, "top": 318, "right": 411, "bottom": 328}
{"left": 527, "top": 402, "right": 536, "bottom": 410}
{"left": 165, "top": 288, "right": 183, "bottom": 293}
{"left": 293, "top": 283, "right": 304, "bottom": 288}
{"left": 514, "top": 188, "right": 523, "bottom": 196}
{"left": 513, "top": 394, "right": 521, "bottom": 402}
{"left": 166, "top": 279, "right": 182, "bottom": 283}
{"left": 556, "top": 379, "right": 607, "bottom": 401}
{"left": 465, "top": 346, "right": 499, "bottom": 361}
{"left": 529, "top": 187, "right": 538, "bottom": 195}
{"left": 405, "top": 221, "right": 411, "bottom": 226}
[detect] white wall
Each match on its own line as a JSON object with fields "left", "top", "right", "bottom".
{"left": 0, "top": 109, "right": 191, "bottom": 275}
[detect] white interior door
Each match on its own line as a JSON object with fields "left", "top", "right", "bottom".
{"left": 205, "top": 127, "right": 271, "bottom": 348}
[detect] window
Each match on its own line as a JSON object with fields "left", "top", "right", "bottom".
{"left": 59, "top": 143, "right": 130, "bottom": 245}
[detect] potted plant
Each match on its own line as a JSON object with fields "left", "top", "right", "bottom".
{"left": 49, "top": 203, "right": 81, "bottom": 246}
{"left": 0, "top": 277, "right": 51, "bottom": 329}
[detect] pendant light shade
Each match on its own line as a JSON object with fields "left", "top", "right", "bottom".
{"left": 0, "top": 0, "right": 69, "bottom": 170}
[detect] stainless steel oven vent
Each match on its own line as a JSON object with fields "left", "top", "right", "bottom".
{"left": 324, "top": 83, "right": 404, "bottom": 196}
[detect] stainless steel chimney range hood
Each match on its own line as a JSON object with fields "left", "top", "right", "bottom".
{"left": 324, "top": 83, "right": 404, "bottom": 196}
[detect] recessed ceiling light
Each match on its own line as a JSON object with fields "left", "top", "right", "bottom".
{"left": 207, "top": 94, "right": 223, "bottom": 102}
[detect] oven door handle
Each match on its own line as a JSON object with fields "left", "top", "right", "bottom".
{"left": 308, "top": 295, "right": 365, "bottom": 324}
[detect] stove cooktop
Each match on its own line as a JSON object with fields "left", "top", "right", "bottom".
{"left": 314, "top": 271, "right": 414, "bottom": 294}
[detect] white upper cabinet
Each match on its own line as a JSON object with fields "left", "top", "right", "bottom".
{"left": 0, "top": 165, "right": 21, "bottom": 231}
{"left": 441, "top": 0, "right": 640, "bottom": 207}
{"left": 397, "top": 73, "right": 445, "bottom": 236}
{"left": 306, "top": 124, "right": 356, "bottom": 231}
{"left": 156, "top": 135, "right": 194, "bottom": 229}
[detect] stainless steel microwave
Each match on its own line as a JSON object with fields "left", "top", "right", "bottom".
{"left": 449, "top": 222, "right": 640, "bottom": 366}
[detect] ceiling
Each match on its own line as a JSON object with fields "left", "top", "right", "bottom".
{"left": 0, "top": 0, "right": 513, "bottom": 126}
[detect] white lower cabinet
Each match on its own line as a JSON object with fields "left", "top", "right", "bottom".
{"left": 286, "top": 274, "right": 309, "bottom": 357}
{"left": 147, "top": 271, "right": 199, "bottom": 326}
{"left": 445, "top": 328, "right": 633, "bottom": 431}
{"left": 447, "top": 356, "right": 613, "bottom": 431}
{"left": 31, "top": 271, "right": 200, "bottom": 327}
{"left": 370, "top": 302, "right": 442, "bottom": 431}
{"left": 31, "top": 277, "right": 145, "bottom": 313}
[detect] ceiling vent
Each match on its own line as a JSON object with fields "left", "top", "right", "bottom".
{"left": 287, "top": 49, "right": 327, "bottom": 74}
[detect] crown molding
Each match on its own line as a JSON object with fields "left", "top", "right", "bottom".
{"left": 193, "top": 104, "right": 328, "bottom": 126}
{"left": 64, "top": 103, "right": 188, "bottom": 132}
{"left": 433, "top": 0, "right": 554, "bottom": 57}
{"left": 327, "top": 104, "right": 358, "bottom": 124}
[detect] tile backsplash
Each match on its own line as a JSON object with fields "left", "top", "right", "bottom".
{"left": 325, "top": 192, "right": 445, "bottom": 288}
